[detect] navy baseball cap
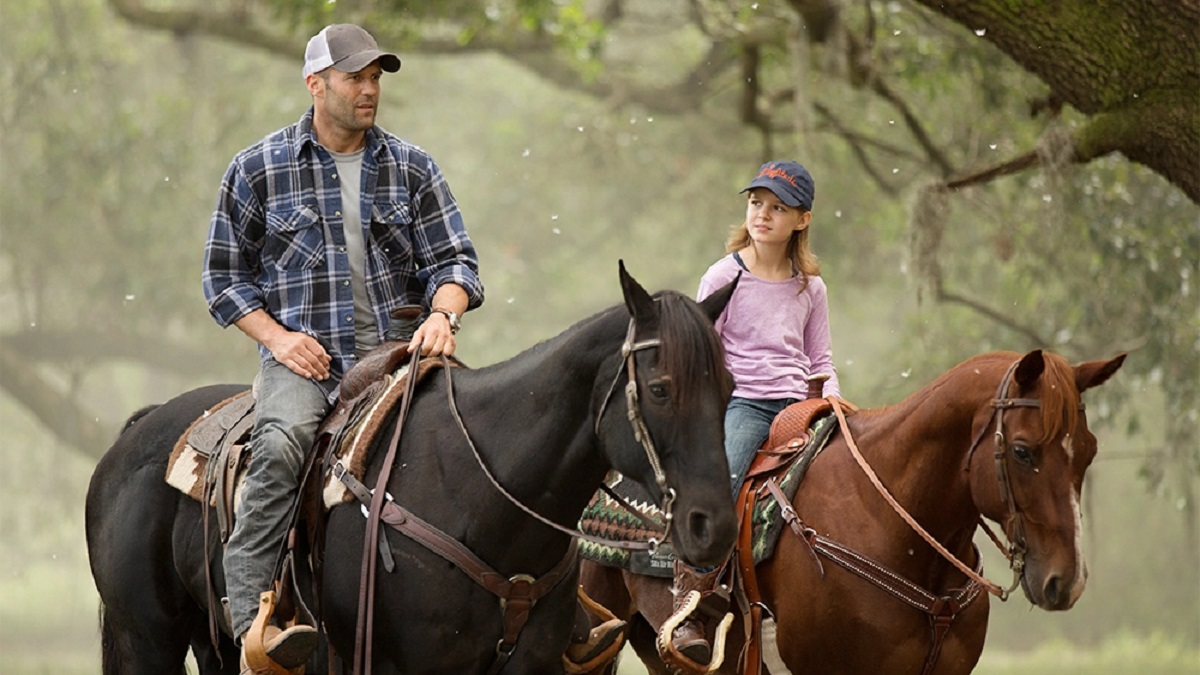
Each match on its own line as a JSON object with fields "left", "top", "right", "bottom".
{"left": 740, "top": 161, "right": 815, "bottom": 211}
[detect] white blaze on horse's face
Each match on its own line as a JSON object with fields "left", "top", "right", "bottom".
{"left": 1067, "top": 484, "right": 1088, "bottom": 605}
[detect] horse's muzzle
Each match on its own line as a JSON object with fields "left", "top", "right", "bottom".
{"left": 675, "top": 506, "right": 737, "bottom": 568}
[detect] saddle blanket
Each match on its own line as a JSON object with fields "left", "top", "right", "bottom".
{"left": 578, "top": 412, "right": 837, "bottom": 577}
{"left": 164, "top": 366, "right": 415, "bottom": 513}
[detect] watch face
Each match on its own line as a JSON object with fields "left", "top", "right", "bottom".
{"left": 434, "top": 309, "right": 460, "bottom": 333}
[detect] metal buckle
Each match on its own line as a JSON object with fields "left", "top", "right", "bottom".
{"left": 499, "top": 573, "right": 537, "bottom": 610}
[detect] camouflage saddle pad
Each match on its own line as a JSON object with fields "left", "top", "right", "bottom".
{"left": 577, "top": 412, "right": 838, "bottom": 577}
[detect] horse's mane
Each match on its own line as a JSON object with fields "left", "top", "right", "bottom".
{"left": 654, "top": 290, "right": 733, "bottom": 410}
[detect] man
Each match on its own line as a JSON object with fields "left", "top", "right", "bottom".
{"left": 204, "top": 23, "right": 623, "bottom": 673}
{"left": 203, "top": 24, "right": 482, "bottom": 672}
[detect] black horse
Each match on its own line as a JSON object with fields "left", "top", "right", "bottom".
{"left": 86, "top": 264, "right": 739, "bottom": 674}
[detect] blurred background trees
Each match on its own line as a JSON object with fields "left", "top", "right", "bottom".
{"left": 0, "top": 0, "right": 1196, "bottom": 670}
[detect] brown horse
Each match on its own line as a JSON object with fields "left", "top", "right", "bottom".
{"left": 580, "top": 349, "right": 1125, "bottom": 674}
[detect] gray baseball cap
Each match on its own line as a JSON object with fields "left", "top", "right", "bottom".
{"left": 303, "top": 24, "right": 401, "bottom": 77}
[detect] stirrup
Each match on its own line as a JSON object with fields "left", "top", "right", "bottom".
{"left": 242, "top": 590, "right": 311, "bottom": 675}
{"left": 563, "top": 586, "right": 628, "bottom": 673}
{"left": 563, "top": 618, "right": 627, "bottom": 673}
{"left": 656, "top": 591, "right": 734, "bottom": 674}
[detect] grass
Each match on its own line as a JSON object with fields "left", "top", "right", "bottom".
{"left": 613, "top": 632, "right": 1200, "bottom": 675}
{"left": 0, "top": 552, "right": 104, "bottom": 675}
{"left": 974, "top": 631, "right": 1200, "bottom": 674}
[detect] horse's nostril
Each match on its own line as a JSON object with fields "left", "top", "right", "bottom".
{"left": 688, "top": 511, "right": 713, "bottom": 548}
{"left": 1044, "top": 575, "right": 1062, "bottom": 606}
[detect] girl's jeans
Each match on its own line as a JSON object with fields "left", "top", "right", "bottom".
{"left": 724, "top": 396, "right": 797, "bottom": 494}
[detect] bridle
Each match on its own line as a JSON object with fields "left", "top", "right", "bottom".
{"left": 339, "top": 319, "right": 676, "bottom": 673}
{"left": 964, "top": 359, "right": 1084, "bottom": 599}
{"left": 593, "top": 318, "right": 676, "bottom": 542}
{"left": 835, "top": 358, "right": 1082, "bottom": 600}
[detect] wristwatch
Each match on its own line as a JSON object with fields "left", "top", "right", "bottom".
{"left": 431, "top": 308, "right": 461, "bottom": 335}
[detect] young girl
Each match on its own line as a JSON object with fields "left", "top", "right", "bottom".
{"left": 699, "top": 159, "right": 841, "bottom": 492}
{"left": 667, "top": 160, "right": 840, "bottom": 667}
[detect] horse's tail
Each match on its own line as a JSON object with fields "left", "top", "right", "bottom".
{"left": 117, "top": 404, "right": 160, "bottom": 438}
{"left": 98, "top": 601, "right": 120, "bottom": 674}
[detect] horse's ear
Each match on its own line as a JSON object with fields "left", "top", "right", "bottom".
{"left": 1013, "top": 349, "right": 1045, "bottom": 389}
{"left": 619, "top": 260, "right": 656, "bottom": 324}
{"left": 1075, "top": 353, "right": 1126, "bottom": 393}
{"left": 698, "top": 273, "right": 740, "bottom": 324}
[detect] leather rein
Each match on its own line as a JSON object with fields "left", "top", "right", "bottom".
{"left": 833, "top": 358, "right": 1060, "bottom": 600}
{"left": 336, "top": 318, "right": 675, "bottom": 673}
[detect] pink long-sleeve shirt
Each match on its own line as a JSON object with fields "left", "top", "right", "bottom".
{"left": 697, "top": 254, "right": 841, "bottom": 400}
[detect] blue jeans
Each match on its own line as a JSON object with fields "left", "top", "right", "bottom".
{"left": 224, "top": 359, "right": 331, "bottom": 638}
{"left": 725, "top": 397, "right": 796, "bottom": 494}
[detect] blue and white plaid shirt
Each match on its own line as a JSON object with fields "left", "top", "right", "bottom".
{"left": 203, "top": 108, "right": 483, "bottom": 397}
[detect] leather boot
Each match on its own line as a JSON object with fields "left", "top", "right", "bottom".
{"left": 669, "top": 560, "right": 725, "bottom": 664}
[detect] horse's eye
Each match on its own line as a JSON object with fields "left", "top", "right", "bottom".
{"left": 647, "top": 382, "right": 671, "bottom": 401}
{"left": 1012, "top": 444, "right": 1035, "bottom": 466}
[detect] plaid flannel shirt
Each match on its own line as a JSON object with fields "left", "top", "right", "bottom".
{"left": 203, "top": 108, "right": 483, "bottom": 398}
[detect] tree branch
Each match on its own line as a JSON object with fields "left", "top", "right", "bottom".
{"left": 107, "top": 0, "right": 301, "bottom": 59}
{"left": 945, "top": 149, "right": 1040, "bottom": 191}
{"left": 812, "top": 102, "right": 902, "bottom": 196}
{"left": 840, "top": 24, "right": 956, "bottom": 177}
{"left": 0, "top": 342, "right": 112, "bottom": 459}
{"left": 933, "top": 286, "right": 1050, "bottom": 347}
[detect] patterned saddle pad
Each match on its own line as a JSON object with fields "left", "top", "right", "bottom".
{"left": 578, "top": 412, "right": 838, "bottom": 577}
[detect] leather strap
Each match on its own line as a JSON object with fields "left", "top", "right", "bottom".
{"left": 829, "top": 398, "right": 1008, "bottom": 597}
{"left": 734, "top": 478, "right": 764, "bottom": 675}
{"left": 353, "top": 348, "right": 426, "bottom": 675}
{"left": 337, "top": 452, "right": 578, "bottom": 674}
{"left": 762, "top": 477, "right": 983, "bottom": 675}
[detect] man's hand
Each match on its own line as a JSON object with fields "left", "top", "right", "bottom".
{"left": 409, "top": 313, "right": 456, "bottom": 357}
{"left": 265, "top": 331, "right": 332, "bottom": 380}
{"left": 234, "top": 309, "right": 331, "bottom": 380}
{"left": 411, "top": 284, "right": 468, "bottom": 357}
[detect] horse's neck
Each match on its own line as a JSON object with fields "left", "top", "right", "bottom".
{"left": 848, "top": 379, "right": 990, "bottom": 542}
{"left": 451, "top": 315, "right": 624, "bottom": 520}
